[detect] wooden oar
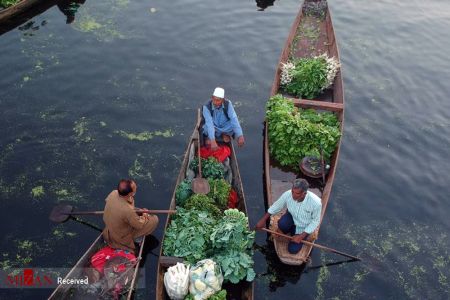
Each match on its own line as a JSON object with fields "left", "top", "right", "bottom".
{"left": 192, "top": 108, "right": 210, "bottom": 194}
{"left": 49, "top": 204, "right": 176, "bottom": 223}
{"left": 260, "top": 228, "right": 361, "bottom": 261}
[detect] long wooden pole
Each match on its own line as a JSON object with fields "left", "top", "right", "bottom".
{"left": 63, "top": 209, "right": 176, "bottom": 216}
{"left": 261, "top": 228, "right": 361, "bottom": 261}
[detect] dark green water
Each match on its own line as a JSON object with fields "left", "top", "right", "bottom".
{"left": 1, "top": 0, "right": 449, "bottom": 299}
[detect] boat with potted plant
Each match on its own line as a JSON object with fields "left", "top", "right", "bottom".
{"left": 156, "top": 110, "right": 254, "bottom": 299}
{"left": 264, "top": 0, "right": 344, "bottom": 265}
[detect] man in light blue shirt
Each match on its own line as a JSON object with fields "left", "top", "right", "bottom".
{"left": 202, "top": 87, "right": 245, "bottom": 150}
{"left": 256, "top": 179, "right": 322, "bottom": 254}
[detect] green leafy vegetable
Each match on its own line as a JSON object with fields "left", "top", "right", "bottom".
{"left": 163, "top": 208, "right": 217, "bottom": 263}
{"left": 214, "top": 250, "right": 256, "bottom": 284}
{"left": 209, "top": 289, "right": 227, "bottom": 300}
{"left": 282, "top": 56, "right": 327, "bottom": 99}
{"left": 266, "top": 94, "right": 341, "bottom": 169}
{"left": 185, "top": 194, "right": 221, "bottom": 217}
{"left": 190, "top": 157, "right": 225, "bottom": 180}
{"left": 175, "top": 179, "right": 193, "bottom": 206}
{"left": 207, "top": 179, "right": 231, "bottom": 209}
{"left": 211, "top": 209, "right": 255, "bottom": 284}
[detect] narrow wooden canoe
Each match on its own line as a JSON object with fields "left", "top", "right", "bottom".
{"left": 156, "top": 116, "right": 254, "bottom": 300}
{"left": 48, "top": 234, "right": 146, "bottom": 300}
{"left": 264, "top": 0, "right": 344, "bottom": 265}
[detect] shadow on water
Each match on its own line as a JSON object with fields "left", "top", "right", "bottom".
{"left": 254, "top": 242, "right": 306, "bottom": 292}
{"left": 255, "top": 0, "right": 276, "bottom": 11}
{"left": 57, "top": 0, "right": 86, "bottom": 24}
{"left": 0, "top": 0, "right": 87, "bottom": 35}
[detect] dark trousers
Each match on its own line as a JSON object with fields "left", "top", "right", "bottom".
{"left": 278, "top": 212, "right": 308, "bottom": 254}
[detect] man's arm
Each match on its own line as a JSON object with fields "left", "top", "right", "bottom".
{"left": 255, "top": 191, "right": 288, "bottom": 229}
{"left": 126, "top": 210, "right": 149, "bottom": 230}
{"left": 227, "top": 101, "right": 243, "bottom": 138}
{"left": 303, "top": 204, "right": 322, "bottom": 235}
{"left": 202, "top": 105, "right": 216, "bottom": 140}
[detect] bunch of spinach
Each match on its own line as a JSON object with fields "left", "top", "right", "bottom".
{"left": 184, "top": 194, "right": 221, "bottom": 217}
{"left": 211, "top": 209, "right": 255, "bottom": 283}
{"left": 163, "top": 208, "right": 217, "bottom": 263}
{"left": 190, "top": 157, "right": 225, "bottom": 180}
{"left": 175, "top": 179, "right": 193, "bottom": 207}
{"left": 207, "top": 178, "right": 232, "bottom": 209}
{"left": 282, "top": 56, "right": 328, "bottom": 99}
{"left": 266, "top": 94, "right": 340, "bottom": 169}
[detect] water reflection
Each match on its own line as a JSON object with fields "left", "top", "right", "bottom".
{"left": 57, "top": 0, "right": 86, "bottom": 24}
{"left": 256, "top": 0, "right": 276, "bottom": 11}
{"left": 254, "top": 242, "right": 306, "bottom": 291}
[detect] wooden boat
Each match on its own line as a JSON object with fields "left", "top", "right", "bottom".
{"left": 264, "top": 0, "right": 344, "bottom": 265}
{"left": 156, "top": 114, "right": 254, "bottom": 299}
{"left": 48, "top": 234, "right": 146, "bottom": 300}
{"left": 0, "top": 0, "right": 59, "bottom": 35}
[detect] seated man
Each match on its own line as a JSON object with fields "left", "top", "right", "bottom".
{"left": 255, "top": 179, "right": 322, "bottom": 254}
{"left": 102, "top": 179, "right": 159, "bottom": 252}
{"left": 202, "top": 87, "right": 245, "bottom": 150}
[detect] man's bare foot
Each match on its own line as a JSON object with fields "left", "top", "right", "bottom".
{"left": 222, "top": 134, "right": 231, "bottom": 143}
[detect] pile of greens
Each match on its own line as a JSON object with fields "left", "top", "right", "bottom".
{"left": 184, "top": 194, "right": 221, "bottom": 217}
{"left": 266, "top": 94, "right": 340, "bottom": 169}
{"left": 282, "top": 56, "right": 328, "bottom": 99}
{"left": 211, "top": 209, "right": 255, "bottom": 283}
{"left": 163, "top": 208, "right": 217, "bottom": 263}
{"left": 175, "top": 179, "right": 193, "bottom": 207}
{"left": 163, "top": 209, "right": 256, "bottom": 283}
{"left": 184, "top": 289, "right": 226, "bottom": 300}
{"left": 190, "top": 157, "right": 225, "bottom": 180}
{"left": 207, "top": 179, "right": 231, "bottom": 209}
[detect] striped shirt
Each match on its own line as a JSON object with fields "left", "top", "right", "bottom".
{"left": 268, "top": 190, "right": 322, "bottom": 234}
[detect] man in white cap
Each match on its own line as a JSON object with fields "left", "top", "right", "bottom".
{"left": 202, "top": 87, "right": 245, "bottom": 150}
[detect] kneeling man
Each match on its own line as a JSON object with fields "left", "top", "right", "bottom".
{"left": 256, "top": 179, "right": 321, "bottom": 254}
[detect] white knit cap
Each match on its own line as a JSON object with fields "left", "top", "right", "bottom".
{"left": 212, "top": 87, "right": 225, "bottom": 99}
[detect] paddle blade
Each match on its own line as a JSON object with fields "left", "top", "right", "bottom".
{"left": 192, "top": 178, "right": 210, "bottom": 194}
{"left": 49, "top": 204, "right": 73, "bottom": 223}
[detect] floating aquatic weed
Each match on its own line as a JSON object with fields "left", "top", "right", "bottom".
{"left": 72, "top": 9, "right": 125, "bottom": 42}
{"left": 39, "top": 107, "right": 67, "bottom": 121}
{"left": 73, "top": 117, "right": 92, "bottom": 143}
{"left": 115, "top": 129, "right": 174, "bottom": 141}
{"left": 128, "top": 155, "right": 152, "bottom": 183}
{"left": 314, "top": 220, "right": 450, "bottom": 299}
{"left": 31, "top": 185, "right": 45, "bottom": 198}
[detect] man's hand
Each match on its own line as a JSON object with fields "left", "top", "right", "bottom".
{"left": 211, "top": 139, "right": 219, "bottom": 151}
{"left": 255, "top": 213, "right": 270, "bottom": 230}
{"left": 255, "top": 218, "right": 267, "bottom": 230}
{"left": 237, "top": 135, "right": 245, "bottom": 147}
{"left": 291, "top": 233, "right": 307, "bottom": 244}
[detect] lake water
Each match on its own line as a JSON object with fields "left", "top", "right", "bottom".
{"left": 1, "top": 0, "right": 449, "bottom": 299}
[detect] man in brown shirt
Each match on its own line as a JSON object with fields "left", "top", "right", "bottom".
{"left": 102, "top": 179, "right": 159, "bottom": 252}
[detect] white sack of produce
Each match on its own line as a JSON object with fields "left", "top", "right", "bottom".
{"left": 164, "top": 262, "right": 190, "bottom": 300}
{"left": 188, "top": 259, "right": 223, "bottom": 300}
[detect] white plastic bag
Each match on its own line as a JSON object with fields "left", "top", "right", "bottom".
{"left": 164, "top": 262, "right": 190, "bottom": 300}
{"left": 188, "top": 259, "right": 223, "bottom": 300}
